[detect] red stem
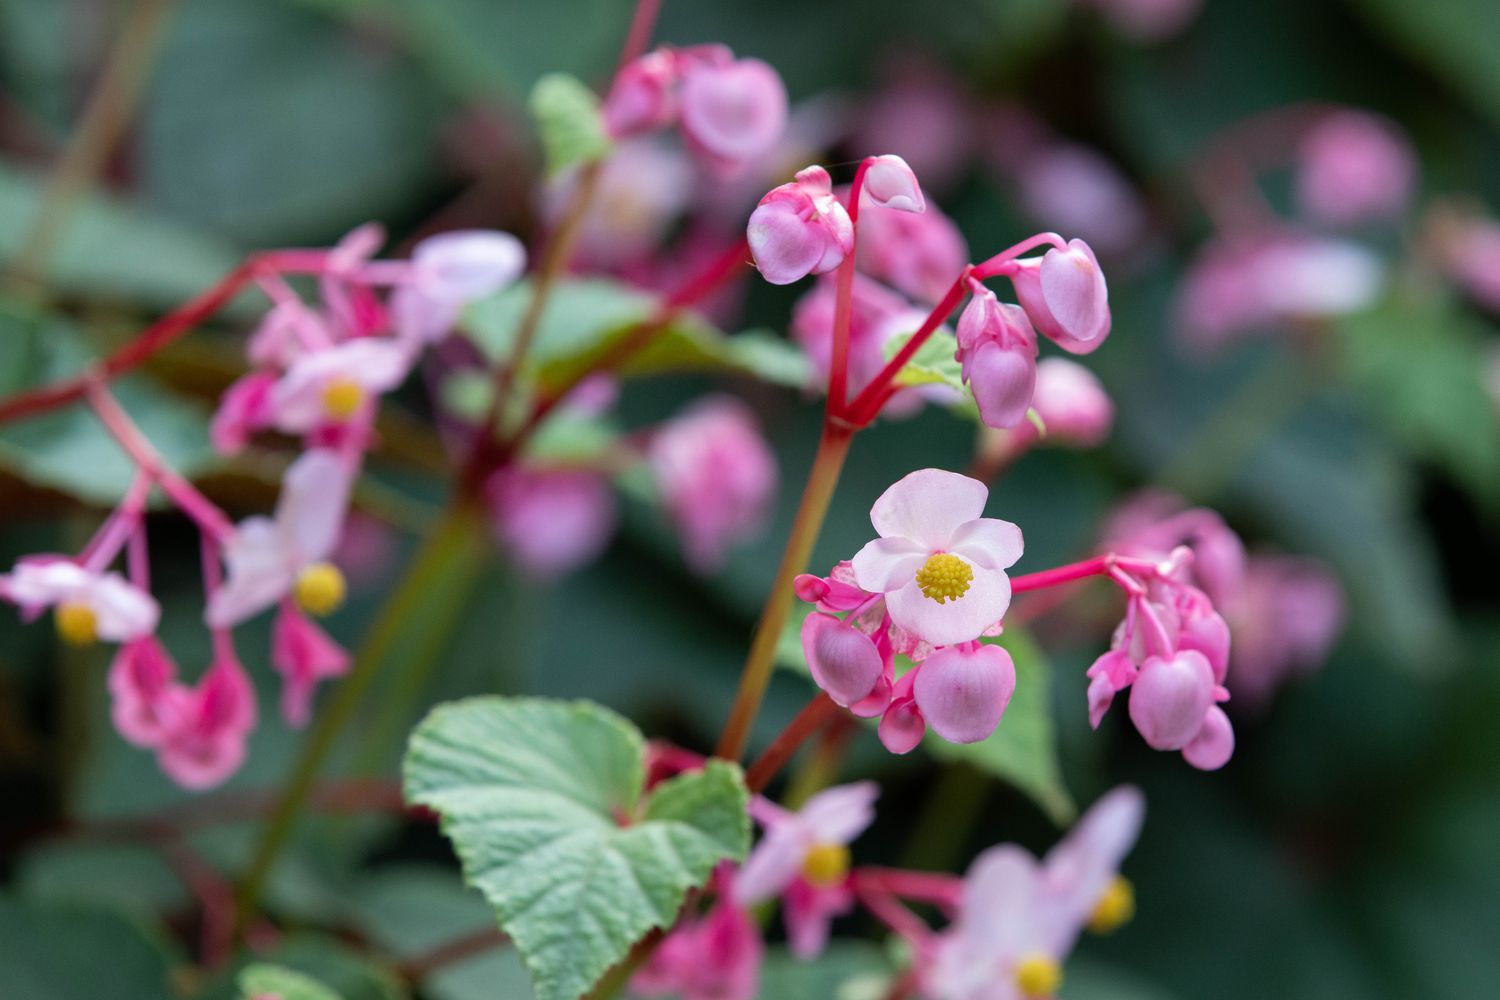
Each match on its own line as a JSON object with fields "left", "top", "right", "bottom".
{"left": 1009, "top": 554, "right": 1115, "bottom": 594}
{"left": 744, "top": 693, "right": 839, "bottom": 793}
{"left": 828, "top": 158, "right": 873, "bottom": 414}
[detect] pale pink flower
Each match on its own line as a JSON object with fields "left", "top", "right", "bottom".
{"left": 923, "top": 787, "right": 1144, "bottom": 1000}
{"left": 678, "top": 56, "right": 788, "bottom": 175}
{"left": 1027, "top": 358, "right": 1113, "bottom": 447}
{"left": 856, "top": 61, "right": 976, "bottom": 192}
{"left": 602, "top": 48, "right": 683, "bottom": 138}
{"left": 207, "top": 449, "right": 353, "bottom": 628}
{"left": 1296, "top": 111, "right": 1415, "bottom": 227}
{"left": 391, "top": 229, "right": 526, "bottom": 344}
{"left": 850, "top": 470, "right": 1023, "bottom": 647}
{"left": 649, "top": 396, "right": 777, "bottom": 571}
{"left": 0, "top": 558, "right": 159, "bottom": 643}
{"left": 1102, "top": 491, "right": 1245, "bottom": 608}
{"left": 955, "top": 279, "right": 1039, "bottom": 429}
{"left": 554, "top": 139, "right": 695, "bottom": 269}
{"left": 734, "top": 782, "right": 876, "bottom": 957}
{"left": 856, "top": 191, "right": 968, "bottom": 304}
{"left": 1016, "top": 144, "right": 1148, "bottom": 256}
{"left": 210, "top": 371, "right": 278, "bottom": 455}
{"left": 1010, "top": 239, "right": 1111, "bottom": 354}
{"left": 271, "top": 601, "right": 351, "bottom": 728}
{"left": 485, "top": 467, "right": 616, "bottom": 579}
{"left": 269, "top": 338, "right": 413, "bottom": 434}
{"left": 1225, "top": 556, "right": 1343, "bottom": 710}
{"left": 747, "top": 165, "right": 855, "bottom": 285}
{"left": 633, "top": 885, "right": 762, "bottom": 1000}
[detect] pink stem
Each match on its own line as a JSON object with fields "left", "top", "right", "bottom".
{"left": 616, "top": 0, "right": 664, "bottom": 73}
{"left": 853, "top": 882, "right": 936, "bottom": 947}
{"left": 855, "top": 867, "right": 964, "bottom": 910}
{"left": 971, "top": 231, "right": 1067, "bottom": 278}
{"left": 1009, "top": 554, "right": 1115, "bottom": 594}
{"left": 79, "top": 470, "right": 152, "bottom": 572}
{"left": 828, "top": 158, "right": 873, "bottom": 414}
{"left": 127, "top": 519, "right": 151, "bottom": 590}
{"left": 845, "top": 268, "right": 972, "bottom": 425}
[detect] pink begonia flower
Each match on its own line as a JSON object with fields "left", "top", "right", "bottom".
{"left": 855, "top": 191, "right": 968, "bottom": 304}
{"left": 391, "top": 229, "right": 526, "bottom": 344}
{"left": 748, "top": 165, "right": 855, "bottom": 285}
{"left": 1182, "top": 705, "right": 1234, "bottom": 770}
{"left": 1128, "top": 650, "right": 1216, "bottom": 751}
{"left": 210, "top": 370, "right": 278, "bottom": 455}
{"left": 554, "top": 138, "right": 695, "bottom": 269}
{"left": 1016, "top": 144, "right": 1148, "bottom": 257}
{"left": 633, "top": 883, "right": 762, "bottom": 1000}
{"left": 913, "top": 643, "right": 1017, "bottom": 745}
{"left": 271, "top": 601, "right": 351, "bottom": 728}
{"left": 0, "top": 558, "right": 159, "bottom": 644}
{"left": 648, "top": 396, "right": 777, "bottom": 571}
{"left": 1010, "top": 239, "right": 1111, "bottom": 354}
{"left": 955, "top": 279, "right": 1039, "bottom": 429}
{"left": 1102, "top": 491, "right": 1245, "bottom": 608}
{"left": 850, "top": 469, "right": 1023, "bottom": 647}
{"left": 247, "top": 298, "right": 332, "bottom": 370}
{"left": 924, "top": 787, "right": 1145, "bottom": 1000}
{"left": 155, "top": 653, "right": 257, "bottom": 790}
{"left": 679, "top": 56, "right": 788, "bottom": 175}
{"left": 861, "top": 154, "right": 926, "bottom": 213}
{"left": 735, "top": 782, "right": 877, "bottom": 958}
{"left": 1027, "top": 358, "right": 1114, "bottom": 447}
{"left": 602, "top": 48, "right": 683, "bottom": 138}
{"left": 485, "top": 467, "right": 617, "bottom": 579}
{"left": 269, "top": 338, "right": 413, "bottom": 434}
{"left": 1225, "top": 556, "right": 1343, "bottom": 711}
{"left": 1174, "top": 233, "right": 1383, "bottom": 352}
{"left": 108, "top": 637, "right": 179, "bottom": 747}
{"left": 802, "top": 612, "right": 885, "bottom": 708}
{"left": 1295, "top": 111, "right": 1415, "bottom": 227}
{"left": 1087, "top": 0, "right": 1202, "bottom": 41}
{"left": 207, "top": 449, "right": 353, "bottom": 628}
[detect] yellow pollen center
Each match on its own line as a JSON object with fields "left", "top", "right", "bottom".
{"left": 55, "top": 602, "right": 98, "bottom": 646}
{"left": 294, "top": 563, "right": 347, "bottom": 616}
{"left": 321, "top": 378, "right": 365, "bottom": 420}
{"left": 1088, "top": 875, "right": 1135, "bottom": 935}
{"left": 1014, "top": 954, "right": 1062, "bottom": 998}
{"left": 801, "top": 842, "right": 851, "bottom": 887}
{"left": 914, "top": 553, "right": 973, "bottom": 604}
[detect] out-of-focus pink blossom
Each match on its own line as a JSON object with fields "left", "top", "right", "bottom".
{"left": 1087, "top": 0, "right": 1203, "bottom": 41}
{"left": 603, "top": 48, "right": 683, "bottom": 138}
{"left": 856, "top": 192, "right": 968, "bottom": 304}
{"left": 633, "top": 884, "right": 762, "bottom": 1000}
{"left": 748, "top": 165, "right": 855, "bottom": 285}
{"left": 108, "top": 637, "right": 179, "bottom": 747}
{"left": 1016, "top": 144, "right": 1149, "bottom": 256}
{"left": 1011, "top": 239, "right": 1111, "bottom": 354}
{"left": 855, "top": 61, "right": 975, "bottom": 191}
{"left": 391, "top": 229, "right": 526, "bottom": 344}
{"left": 1, "top": 558, "right": 159, "bottom": 644}
{"left": 679, "top": 57, "right": 788, "bottom": 176}
{"left": 268, "top": 338, "right": 413, "bottom": 434}
{"left": 955, "top": 280, "right": 1038, "bottom": 429}
{"left": 1432, "top": 208, "right": 1500, "bottom": 314}
{"left": 1225, "top": 556, "right": 1343, "bottom": 710}
{"left": 210, "top": 371, "right": 278, "bottom": 455}
{"left": 1103, "top": 491, "right": 1245, "bottom": 607}
{"left": 791, "top": 273, "right": 909, "bottom": 394}
{"left": 1028, "top": 358, "right": 1114, "bottom": 447}
{"left": 1174, "top": 233, "right": 1384, "bottom": 352}
{"left": 485, "top": 467, "right": 617, "bottom": 579}
{"left": 271, "top": 601, "right": 351, "bottom": 728}
{"left": 552, "top": 139, "right": 695, "bottom": 269}
{"left": 648, "top": 396, "right": 777, "bottom": 571}
{"left": 1296, "top": 111, "right": 1415, "bottom": 227}
{"left": 155, "top": 653, "right": 257, "bottom": 790}
{"left": 207, "top": 449, "right": 353, "bottom": 628}
{"left": 850, "top": 470, "right": 1022, "bottom": 647}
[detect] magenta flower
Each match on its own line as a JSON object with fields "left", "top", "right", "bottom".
{"left": 648, "top": 396, "right": 777, "bottom": 571}
{"left": 1009, "top": 239, "right": 1111, "bottom": 354}
{"left": 850, "top": 469, "right": 1023, "bottom": 647}
{"left": 207, "top": 449, "right": 353, "bottom": 628}
{"left": 210, "top": 371, "right": 278, "bottom": 455}
{"left": 747, "top": 165, "right": 855, "bottom": 285}
{"left": 1, "top": 558, "right": 159, "bottom": 645}
{"left": 734, "top": 782, "right": 877, "bottom": 958}
{"left": 271, "top": 601, "right": 351, "bottom": 729}
{"left": 955, "top": 279, "right": 1039, "bottom": 429}
{"left": 108, "top": 637, "right": 180, "bottom": 747}
{"left": 1296, "top": 110, "right": 1415, "bottom": 227}
{"left": 390, "top": 229, "right": 526, "bottom": 344}
{"left": 923, "top": 787, "right": 1144, "bottom": 1000}
{"left": 602, "top": 48, "right": 682, "bottom": 138}
{"left": 154, "top": 653, "right": 257, "bottom": 790}
{"left": 485, "top": 467, "right": 617, "bottom": 579}
{"left": 633, "top": 882, "right": 762, "bottom": 1000}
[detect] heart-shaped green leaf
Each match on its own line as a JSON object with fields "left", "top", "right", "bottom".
{"left": 403, "top": 697, "right": 749, "bottom": 1000}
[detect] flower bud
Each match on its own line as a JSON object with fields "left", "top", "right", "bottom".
{"left": 1182, "top": 705, "right": 1235, "bottom": 770}
{"left": 802, "top": 613, "right": 883, "bottom": 707}
{"left": 913, "top": 644, "right": 1016, "bottom": 744}
{"left": 748, "top": 166, "right": 855, "bottom": 285}
{"left": 878, "top": 671, "right": 925, "bottom": 754}
{"left": 1029, "top": 358, "right": 1113, "bottom": 447}
{"left": 1011, "top": 239, "right": 1111, "bottom": 353}
{"left": 679, "top": 57, "right": 787, "bottom": 174}
{"left": 1128, "top": 650, "right": 1215, "bottom": 750}
{"left": 861, "top": 154, "right": 925, "bottom": 213}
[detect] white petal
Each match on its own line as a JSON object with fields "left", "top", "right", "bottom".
{"left": 3, "top": 560, "right": 92, "bottom": 605}
{"left": 885, "top": 565, "right": 1012, "bottom": 647}
{"left": 412, "top": 230, "right": 527, "bottom": 303}
{"left": 1039, "top": 785, "right": 1144, "bottom": 954}
{"left": 276, "top": 450, "right": 353, "bottom": 564}
{"left": 849, "top": 536, "right": 927, "bottom": 593}
{"left": 85, "top": 574, "right": 160, "bottom": 641}
{"left": 796, "top": 781, "right": 879, "bottom": 845}
{"left": 869, "top": 469, "right": 988, "bottom": 548}
{"left": 206, "top": 518, "right": 294, "bottom": 627}
{"left": 732, "top": 823, "right": 807, "bottom": 905}
{"left": 947, "top": 518, "right": 1024, "bottom": 570}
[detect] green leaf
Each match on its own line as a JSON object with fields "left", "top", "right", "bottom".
{"left": 0, "top": 302, "right": 217, "bottom": 505}
{"left": 926, "top": 629, "right": 1075, "bottom": 824}
{"left": 1349, "top": 0, "right": 1500, "bottom": 128}
{"left": 462, "top": 278, "right": 811, "bottom": 392}
{"left": 882, "top": 328, "right": 966, "bottom": 392}
{"left": 529, "top": 73, "right": 612, "bottom": 176}
{"left": 0, "top": 895, "right": 178, "bottom": 999}
{"left": 239, "top": 964, "right": 343, "bottom": 1000}
{"left": 403, "top": 697, "right": 750, "bottom": 1000}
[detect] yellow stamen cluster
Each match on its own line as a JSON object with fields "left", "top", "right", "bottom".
{"left": 1014, "top": 954, "right": 1062, "bottom": 998}
{"left": 55, "top": 602, "right": 98, "bottom": 646}
{"left": 1088, "top": 875, "right": 1135, "bottom": 935}
{"left": 914, "top": 552, "right": 973, "bottom": 604}
{"left": 801, "top": 842, "right": 851, "bottom": 887}
{"left": 294, "top": 562, "right": 347, "bottom": 616}
{"left": 321, "top": 378, "right": 365, "bottom": 421}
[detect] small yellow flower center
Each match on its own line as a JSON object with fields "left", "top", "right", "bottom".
{"left": 801, "top": 842, "right": 851, "bottom": 887}
{"left": 294, "top": 562, "right": 346, "bottom": 616}
{"left": 55, "top": 602, "right": 98, "bottom": 646}
{"left": 321, "top": 378, "right": 365, "bottom": 421}
{"left": 914, "top": 552, "right": 973, "bottom": 604}
{"left": 1088, "top": 875, "right": 1135, "bottom": 935}
{"left": 1014, "top": 954, "right": 1062, "bottom": 998}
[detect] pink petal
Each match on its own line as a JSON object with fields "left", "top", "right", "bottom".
{"left": 802, "top": 613, "right": 884, "bottom": 707}
{"left": 877, "top": 671, "right": 925, "bottom": 754}
{"left": 784, "top": 880, "right": 852, "bottom": 959}
{"left": 271, "top": 602, "right": 351, "bottom": 728}
{"left": 411, "top": 229, "right": 526, "bottom": 302}
{"left": 913, "top": 644, "right": 1016, "bottom": 744}
{"left": 967, "top": 341, "right": 1037, "bottom": 429}
{"left": 277, "top": 449, "right": 354, "bottom": 565}
{"left": 108, "top": 637, "right": 180, "bottom": 747}
{"left": 797, "top": 780, "right": 879, "bottom": 845}
{"left": 210, "top": 371, "right": 277, "bottom": 455}
{"left": 747, "top": 198, "right": 829, "bottom": 285}
{"left": 1182, "top": 705, "right": 1234, "bottom": 770}
{"left": 1030, "top": 357, "right": 1113, "bottom": 446}
{"left": 860, "top": 154, "right": 925, "bottom": 213}
{"left": 1128, "top": 650, "right": 1215, "bottom": 750}
{"left": 869, "top": 468, "right": 989, "bottom": 549}
{"left": 679, "top": 58, "right": 788, "bottom": 169}
{"left": 849, "top": 536, "right": 927, "bottom": 593}
{"left": 733, "top": 823, "right": 806, "bottom": 905}
{"left": 85, "top": 574, "right": 160, "bottom": 641}
{"left": 1039, "top": 785, "right": 1145, "bottom": 953}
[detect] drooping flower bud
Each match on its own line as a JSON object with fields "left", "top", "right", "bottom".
{"left": 860, "top": 154, "right": 925, "bottom": 213}
{"left": 1029, "top": 358, "right": 1113, "bottom": 447}
{"left": 801, "top": 613, "right": 883, "bottom": 708}
{"left": 678, "top": 57, "right": 787, "bottom": 175}
{"left": 1182, "top": 705, "right": 1235, "bottom": 770}
{"left": 747, "top": 166, "right": 854, "bottom": 285}
{"left": 1011, "top": 239, "right": 1111, "bottom": 353}
{"left": 1128, "top": 650, "right": 1215, "bottom": 751}
{"left": 878, "top": 671, "right": 926, "bottom": 754}
{"left": 913, "top": 643, "right": 1016, "bottom": 744}
{"left": 955, "top": 280, "right": 1039, "bottom": 429}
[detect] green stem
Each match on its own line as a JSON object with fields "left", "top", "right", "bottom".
{"left": 232, "top": 501, "right": 486, "bottom": 934}
{"left": 6, "top": 0, "right": 181, "bottom": 295}
{"left": 715, "top": 423, "right": 853, "bottom": 762}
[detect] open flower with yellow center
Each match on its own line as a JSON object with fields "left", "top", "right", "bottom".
{"left": 850, "top": 469, "right": 1023, "bottom": 647}
{"left": 0, "top": 558, "right": 158, "bottom": 646}
{"left": 924, "top": 787, "right": 1144, "bottom": 1000}
{"left": 734, "top": 782, "right": 877, "bottom": 959}
{"left": 269, "top": 338, "right": 413, "bottom": 433}
{"left": 206, "top": 449, "right": 353, "bottom": 628}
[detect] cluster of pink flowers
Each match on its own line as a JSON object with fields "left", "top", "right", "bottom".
{"left": 635, "top": 777, "right": 1145, "bottom": 1000}
{"left": 1, "top": 224, "right": 525, "bottom": 788}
